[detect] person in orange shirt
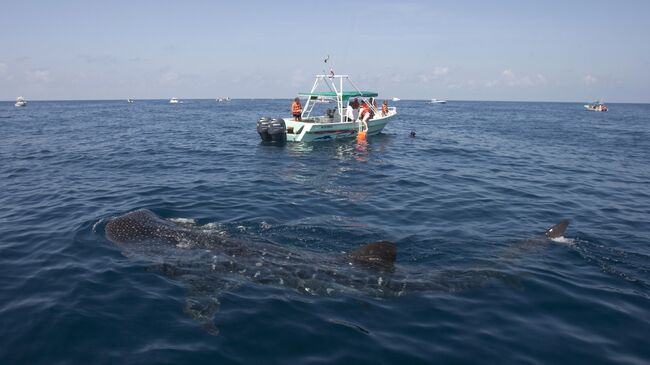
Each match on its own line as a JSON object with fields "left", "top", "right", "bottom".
{"left": 291, "top": 97, "right": 302, "bottom": 121}
{"left": 381, "top": 100, "right": 389, "bottom": 116}
{"left": 359, "top": 100, "right": 373, "bottom": 132}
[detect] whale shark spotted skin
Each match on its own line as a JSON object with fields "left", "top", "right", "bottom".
{"left": 104, "top": 209, "right": 570, "bottom": 334}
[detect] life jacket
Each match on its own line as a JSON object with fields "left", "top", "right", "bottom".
{"left": 360, "top": 103, "right": 371, "bottom": 117}
{"left": 292, "top": 101, "right": 301, "bottom": 113}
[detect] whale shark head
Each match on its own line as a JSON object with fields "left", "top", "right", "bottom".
{"left": 348, "top": 240, "right": 397, "bottom": 272}
{"left": 105, "top": 209, "right": 182, "bottom": 245}
{"left": 544, "top": 219, "right": 570, "bottom": 239}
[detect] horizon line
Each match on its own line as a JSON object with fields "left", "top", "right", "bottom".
{"left": 3, "top": 98, "right": 649, "bottom": 105}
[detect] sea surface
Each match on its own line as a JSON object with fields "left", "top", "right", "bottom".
{"left": 1, "top": 99, "right": 649, "bottom": 364}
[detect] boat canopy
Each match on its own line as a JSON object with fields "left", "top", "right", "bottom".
{"left": 299, "top": 91, "right": 378, "bottom": 102}
{"left": 297, "top": 74, "right": 382, "bottom": 122}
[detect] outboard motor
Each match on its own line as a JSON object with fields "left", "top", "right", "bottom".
{"left": 267, "top": 118, "right": 287, "bottom": 142}
{"left": 257, "top": 117, "right": 272, "bottom": 142}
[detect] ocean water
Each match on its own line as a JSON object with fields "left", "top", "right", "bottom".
{"left": 1, "top": 99, "right": 649, "bottom": 364}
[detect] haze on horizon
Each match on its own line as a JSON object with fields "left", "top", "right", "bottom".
{"left": 1, "top": 0, "right": 649, "bottom": 103}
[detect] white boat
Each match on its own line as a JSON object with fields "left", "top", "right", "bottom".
{"left": 256, "top": 73, "right": 397, "bottom": 142}
{"left": 169, "top": 97, "right": 180, "bottom": 104}
{"left": 584, "top": 100, "right": 608, "bottom": 112}
{"left": 431, "top": 98, "right": 447, "bottom": 104}
{"left": 127, "top": 98, "right": 134, "bottom": 103}
{"left": 216, "top": 97, "right": 231, "bottom": 102}
{"left": 392, "top": 97, "right": 401, "bottom": 102}
{"left": 15, "top": 96, "right": 27, "bottom": 107}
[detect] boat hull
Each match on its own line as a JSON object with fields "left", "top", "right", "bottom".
{"left": 584, "top": 104, "right": 607, "bottom": 112}
{"left": 284, "top": 111, "right": 396, "bottom": 142}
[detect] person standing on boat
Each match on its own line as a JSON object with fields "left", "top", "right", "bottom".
{"left": 359, "top": 100, "right": 373, "bottom": 132}
{"left": 381, "top": 100, "right": 389, "bottom": 116}
{"left": 350, "top": 98, "right": 360, "bottom": 110}
{"left": 345, "top": 100, "right": 356, "bottom": 122}
{"left": 291, "top": 97, "right": 302, "bottom": 121}
{"left": 370, "top": 97, "right": 378, "bottom": 109}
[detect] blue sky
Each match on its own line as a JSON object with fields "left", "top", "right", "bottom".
{"left": 1, "top": 0, "right": 649, "bottom": 102}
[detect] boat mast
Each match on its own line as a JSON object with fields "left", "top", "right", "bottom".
{"left": 302, "top": 74, "right": 379, "bottom": 122}
{"left": 339, "top": 76, "right": 344, "bottom": 122}
{"left": 302, "top": 76, "right": 321, "bottom": 119}
{"left": 324, "top": 75, "right": 344, "bottom": 123}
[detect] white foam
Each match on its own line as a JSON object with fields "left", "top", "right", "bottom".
{"left": 92, "top": 218, "right": 104, "bottom": 233}
{"left": 175, "top": 238, "right": 193, "bottom": 249}
{"left": 201, "top": 228, "right": 226, "bottom": 236}
{"left": 170, "top": 217, "right": 196, "bottom": 225}
{"left": 551, "top": 236, "right": 575, "bottom": 245}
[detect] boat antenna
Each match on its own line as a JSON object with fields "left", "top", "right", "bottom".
{"left": 325, "top": 55, "right": 334, "bottom": 78}
{"left": 322, "top": 54, "right": 330, "bottom": 76}
{"left": 320, "top": 55, "right": 335, "bottom": 92}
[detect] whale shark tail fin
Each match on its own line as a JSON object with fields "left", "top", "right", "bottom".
{"left": 349, "top": 241, "right": 397, "bottom": 271}
{"left": 545, "top": 219, "right": 570, "bottom": 239}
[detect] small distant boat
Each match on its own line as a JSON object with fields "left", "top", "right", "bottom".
{"left": 216, "top": 97, "right": 231, "bottom": 102}
{"left": 392, "top": 97, "right": 401, "bottom": 102}
{"left": 431, "top": 98, "right": 447, "bottom": 104}
{"left": 127, "top": 98, "right": 134, "bottom": 103}
{"left": 584, "top": 100, "right": 608, "bottom": 112}
{"left": 169, "top": 97, "right": 180, "bottom": 104}
{"left": 15, "top": 96, "right": 27, "bottom": 107}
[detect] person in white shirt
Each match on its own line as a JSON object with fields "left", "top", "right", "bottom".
{"left": 345, "top": 101, "right": 356, "bottom": 121}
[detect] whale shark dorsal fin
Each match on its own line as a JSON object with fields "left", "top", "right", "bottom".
{"left": 349, "top": 241, "right": 397, "bottom": 271}
{"left": 545, "top": 219, "right": 570, "bottom": 239}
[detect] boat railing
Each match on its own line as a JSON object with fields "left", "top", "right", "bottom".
{"left": 303, "top": 74, "right": 376, "bottom": 121}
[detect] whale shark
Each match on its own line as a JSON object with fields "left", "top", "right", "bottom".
{"left": 104, "top": 209, "right": 570, "bottom": 334}
{"left": 545, "top": 219, "right": 569, "bottom": 239}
